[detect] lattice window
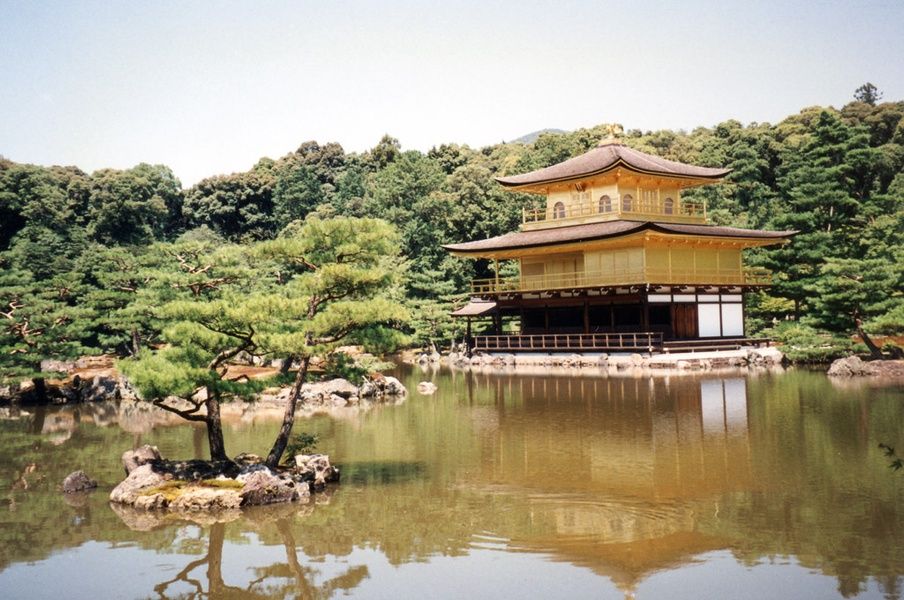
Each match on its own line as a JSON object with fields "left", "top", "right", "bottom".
{"left": 598, "top": 194, "right": 612, "bottom": 213}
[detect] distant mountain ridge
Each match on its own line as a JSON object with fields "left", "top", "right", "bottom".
{"left": 509, "top": 128, "right": 568, "bottom": 144}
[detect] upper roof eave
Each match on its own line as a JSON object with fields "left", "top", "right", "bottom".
{"left": 495, "top": 161, "right": 731, "bottom": 190}
{"left": 494, "top": 143, "right": 732, "bottom": 190}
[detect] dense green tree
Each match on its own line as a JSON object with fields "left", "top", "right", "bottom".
{"left": 183, "top": 170, "right": 276, "bottom": 241}
{"left": 87, "top": 164, "right": 183, "bottom": 245}
{"left": 366, "top": 134, "right": 401, "bottom": 169}
{"left": 0, "top": 163, "right": 91, "bottom": 273}
{"left": 763, "top": 111, "right": 877, "bottom": 316}
{"left": 273, "top": 163, "right": 324, "bottom": 225}
{"left": 854, "top": 82, "right": 882, "bottom": 106}
{"left": 2, "top": 95, "right": 903, "bottom": 369}
{"left": 121, "top": 217, "right": 406, "bottom": 464}
{"left": 0, "top": 263, "right": 95, "bottom": 394}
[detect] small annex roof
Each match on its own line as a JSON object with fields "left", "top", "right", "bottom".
{"left": 496, "top": 141, "right": 731, "bottom": 189}
{"left": 450, "top": 299, "right": 497, "bottom": 317}
{"left": 443, "top": 220, "right": 796, "bottom": 255}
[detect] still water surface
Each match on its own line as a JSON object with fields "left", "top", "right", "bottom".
{"left": 1, "top": 366, "right": 902, "bottom": 599}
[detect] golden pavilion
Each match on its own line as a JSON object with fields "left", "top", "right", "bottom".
{"left": 444, "top": 138, "right": 795, "bottom": 353}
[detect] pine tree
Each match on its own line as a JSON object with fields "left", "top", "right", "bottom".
{"left": 120, "top": 217, "right": 406, "bottom": 465}
{"left": 764, "top": 111, "right": 877, "bottom": 317}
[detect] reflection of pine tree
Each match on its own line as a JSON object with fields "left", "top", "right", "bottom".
{"left": 249, "top": 518, "right": 370, "bottom": 599}
{"left": 154, "top": 522, "right": 260, "bottom": 599}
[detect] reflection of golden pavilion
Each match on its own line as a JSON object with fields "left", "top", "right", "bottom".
{"left": 445, "top": 140, "right": 795, "bottom": 353}
{"left": 465, "top": 374, "right": 752, "bottom": 592}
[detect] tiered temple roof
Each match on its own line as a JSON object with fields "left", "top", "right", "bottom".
{"left": 496, "top": 140, "right": 730, "bottom": 190}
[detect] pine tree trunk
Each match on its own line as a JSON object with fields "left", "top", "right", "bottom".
{"left": 205, "top": 388, "right": 228, "bottom": 461}
{"left": 32, "top": 377, "right": 47, "bottom": 404}
{"left": 856, "top": 319, "right": 884, "bottom": 360}
{"left": 131, "top": 327, "right": 141, "bottom": 355}
{"left": 265, "top": 355, "right": 311, "bottom": 469}
{"left": 279, "top": 354, "right": 295, "bottom": 376}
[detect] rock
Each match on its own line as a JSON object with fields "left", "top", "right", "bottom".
{"left": 329, "top": 394, "right": 347, "bottom": 407}
{"left": 150, "top": 459, "right": 240, "bottom": 481}
{"left": 452, "top": 356, "right": 471, "bottom": 368}
{"left": 237, "top": 468, "right": 298, "bottom": 505}
{"left": 78, "top": 375, "right": 120, "bottom": 402}
{"left": 74, "top": 356, "right": 114, "bottom": 370}
{"left": 827, "top": 355, "right": 870, "bottom": 377}
{"left": 417, "top": 353, "right": 429, "bottom": 364}
{"left": 676, "top": 360, "right": 692, "bottom": 370}
{"left": 384, "top": 376, "right": 407, "bottom": 396}
{"left": 40, "top": 359, "right": 75, "bottom": 374}
{"left": 170, "top": 485, "right": 242, "bottom": 511}
{"left": 122, "top": 445, "right": 162, "bottom": 475}
{"left": 233, "top": 452, "right": 264, "bottom": 466}
{"left": 359, "top": 381, "right": 378, "bottom": 398}
{"left": 428, "top": 351, "right": 441, "bottom": 363}
{"left": 630, "top": 353, "right": 644, "bottom": 366}
{"left": 62, "top": 470, "right": 97, "bottom": 493}
{"left": 470, "top": 355, "right": 483, "bottom": 366}
{"left": 115, "top": 376, "right": 139, "bottom": 401}
{"left": 747, "top": 347, "right": 785, "bottom": 366}
{"left": 564, "top": 354, "right": 583, "bottom": 367}
{"left": 233, "top": 350, "right": 256, "bottom": 365}
{"left": 416, "top": 381, "right": 437, "bottom": 394}
{"left": 294, "top": 454, "right": 340, "bottom": 488}
{"left": 301, "top": 378, "right": 359, "bottom": 401}
{"left": 110, "top": 463, "right": 168, "bottom": 506}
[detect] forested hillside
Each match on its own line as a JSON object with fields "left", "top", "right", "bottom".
{"left": 1, "top": 89, "right": 902, "bottom": 380}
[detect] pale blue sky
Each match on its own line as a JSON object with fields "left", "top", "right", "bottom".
{"left": 1, "top": 0, "right": 902, "bottom": 186}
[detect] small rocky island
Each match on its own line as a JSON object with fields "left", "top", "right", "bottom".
{"left": 103, "top": 375, "right": 408, "bottom": 513}
{"left": 110, "top": 445, "right": 338, "bottom": 511}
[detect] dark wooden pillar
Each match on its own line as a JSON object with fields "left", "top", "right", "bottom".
{"left": 466, "top": 317, "right": 472, "bottom": 349}
{"left": 641, "top": 291, "right": 650, "bottom": 332}
{"left": 741, "top": 291, "right": 747, "bottom": 337}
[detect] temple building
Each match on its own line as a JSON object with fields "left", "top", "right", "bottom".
{"left": 444, "top": 138, "right": 796, "bottom": 353}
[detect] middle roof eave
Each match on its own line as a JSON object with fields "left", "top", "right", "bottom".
{"left": 442, "top": 220, "right": 797, "bottom": 255}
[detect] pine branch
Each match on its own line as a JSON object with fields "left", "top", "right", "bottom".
{"left": 152, "top": 398, "right": 207, "bottom": 422}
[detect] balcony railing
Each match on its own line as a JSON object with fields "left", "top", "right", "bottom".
{"left": 471, "top": 266, "right": 772, "bottom": 295}
{"left": 474, "top": 332, "right": 663, "bottom": 352}
{"left": 522, "top": 195, "right": 706, "bottom": 227}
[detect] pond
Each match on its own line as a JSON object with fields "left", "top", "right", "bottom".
{"left": 0, "top": 366, "right": 902, "bottom": 599}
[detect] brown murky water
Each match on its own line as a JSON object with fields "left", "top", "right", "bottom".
{"left": 0, "top": 366, "right": 902, "bottom": 599}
